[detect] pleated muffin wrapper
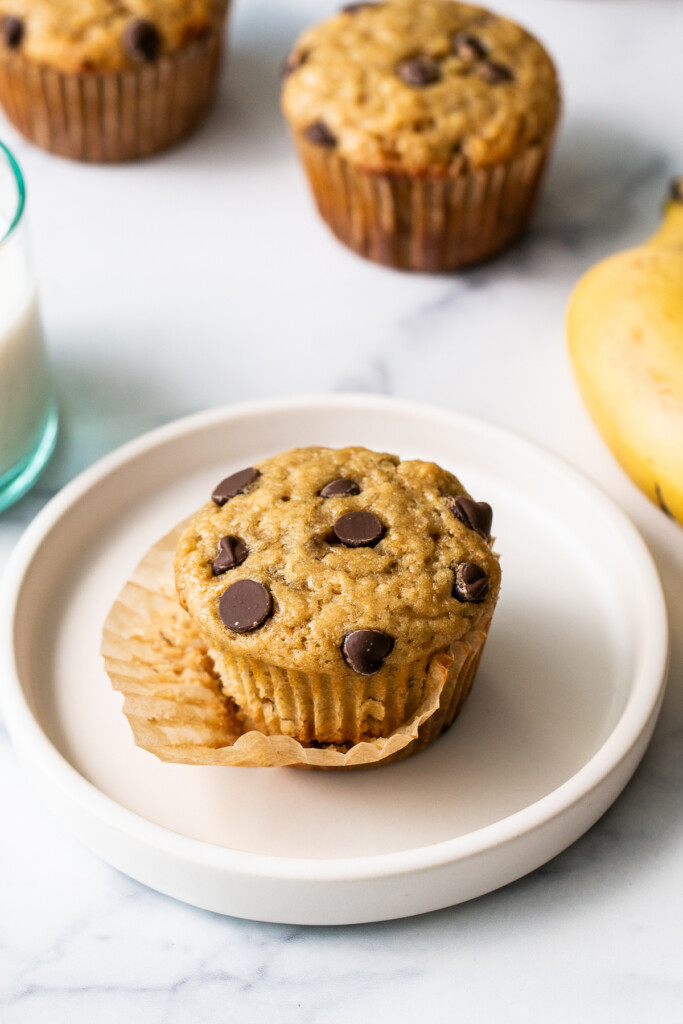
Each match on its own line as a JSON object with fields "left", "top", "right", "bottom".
{"left": 293, "top": 136, "right": 554, "bottom": 272}
{"left": 0, "top": 13, "right": 228, "bottom": 163}
{"left": 101, "top": 523, "right": 493, "bottom": 770}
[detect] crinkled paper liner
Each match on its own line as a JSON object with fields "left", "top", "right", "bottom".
{"left": 0, "top": 17, "right": 227, "bottom": 162}
{"left": 293, "top": 136, "right": 554, "bottom": 271}
{"left": 210, "top": 643, "right": 446, "bottom": 746}
{"left": 101, "top": 524, "right": 491, "bottom": 770}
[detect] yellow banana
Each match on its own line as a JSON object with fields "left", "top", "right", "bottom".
{"left": 567, "top": 179, "right": 683, "bottom": 524}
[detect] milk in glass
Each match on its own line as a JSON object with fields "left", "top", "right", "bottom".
{"left": 0, "top": 144, "right": 56, "bottom": 510}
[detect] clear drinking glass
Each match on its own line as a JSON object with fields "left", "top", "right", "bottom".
{"left": 0, "top": 141, "right": 57, "bottom": 512}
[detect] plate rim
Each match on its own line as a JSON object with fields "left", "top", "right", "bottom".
{"left": 0, "top": 393, "right": 670, "bottom": 885}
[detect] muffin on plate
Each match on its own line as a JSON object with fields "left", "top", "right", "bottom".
{"left": 0, "top": 0, "right": 229, "bottom": 161}
{"left": 174, "top": 446, "right": 501, "bottom": 748}
{"left": 281, "top": 0, "right": 560, "bottom": 270}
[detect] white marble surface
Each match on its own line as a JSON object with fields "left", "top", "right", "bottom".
{"left": 1, "top": 0, "right": 682, "bottom": 1019}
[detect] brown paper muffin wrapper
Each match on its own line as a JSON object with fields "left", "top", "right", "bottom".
{"left": 0, "top": 21, "right": 226, "bottom": 162}
{"left": 101, "top": 524, "right": 492, "bottom": 769}
{"left": 293, "top": 137, "right": 553, "bottom": 271}
{"left": 210, "top": 641, "right": 453, "bottom": 747}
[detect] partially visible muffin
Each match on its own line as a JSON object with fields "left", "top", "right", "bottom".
{"left": 281, "top": 0, "right": 560, "bottom": 270}
{"left": 0, "top": 0, "right": 229, "bottom": 161}
{"left": 174, "top": 446, "right": 501, "bottom": 747}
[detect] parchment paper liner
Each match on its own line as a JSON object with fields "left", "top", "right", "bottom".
{"left": 291, "top": 136, "right": 555, "bottom": 271}
{"left": 0, "top": 14, "right": 227, "bottom": 163}
{"left": 101, "top": 524, "right": 492, "bottom": 769}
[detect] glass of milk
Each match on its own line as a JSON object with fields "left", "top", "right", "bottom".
{"left": 0, "top": 142, "right": 57, "bottom": 512}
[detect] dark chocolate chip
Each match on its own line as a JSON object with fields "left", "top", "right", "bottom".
{"left": 445, "top": 495, "right": 493, "bottom": 540}
{"left": 341, "top": 2, "right": 379, "bottom": 12}
{"left": 451, "top": 32, "right": 487, "bottom": 61}
{"left": 342, "top": 629, "right": 394, "bottom": 675}
{"left": 304, "top": 119, "right": 337, "bottom": 147}
{"left": 477, "top": 61, "right": 513, "bottom": 84}
{"left": 452, "top": 562, "right": 490, "bottom": 603}
{"left": 319, "top": 478, "right": 361, "bottom": 498}
{"left": 396, "top": 56, "right": 441, "bottom": 88}
{"left": 281, "top": 49, "right": 308, "bottom": 79}
{"left": 218, "top": 579, "right": 272, "bottom": 633}
{"left": 211, "top": 467, "right": 260, "bottom": 506}
{"left": 333, "top": 510, "right": 384, "bottom": 548}
{"left": 212, "top": 536, "right": 249, "bottom": 575}
{"left": 449, "top": 141, "right": 465, "bottom": 167}
{"left": 123, "top": 19, "right": 161, "bottom": 62}
{"left": 1, "top": 15, "right": 23, "bottom": 49}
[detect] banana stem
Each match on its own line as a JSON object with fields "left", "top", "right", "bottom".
{"left": 650, "top": 177, "right": 683, "bottom": 248}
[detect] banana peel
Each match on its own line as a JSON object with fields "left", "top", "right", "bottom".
{"left": 567, "top": 179, "right": 683, "bottom": 524}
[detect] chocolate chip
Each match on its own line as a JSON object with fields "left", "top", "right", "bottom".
{"left": 452, "top": 563, "right": 490, "bottom": 603}
{"left": 445, "top": 495, "right": 493, "bottom": 540}
{"left": 449, "top": 141, "right": 465, "bottom": 168}
{"left": 281, "top": 49, "right": 308, "bottom": 79}
{"left": 477, "top": 61, "right": 513, "bottom": 84}
{"left": 304, "top": 120, "right": 337, "bottom": 147}
{"left": 1, "top": 15, "right": 24, "bottom": 49}
{"left": 123, "top": 19, "right": 161, "bottom": 62}
{"left": 396, "top": 56, "right": 441, "bottom": 88}
{"left": 319, "top": 478, "right": 361, "bottom": 498}
{"left": 212, "top": 536, "right": 249, "bottom": 575}
{"left": 342, "top": 630, "right": 394, "bottom": 675}
{"left": 218, "top": 580, "right": 272, "bottom": 633}
{"left": 341, "top": 2, "right": 378, "bottom": 12}
{"left": 211, "top": 467, "right": 260, "bottom": 506}
{"left": 451, "top": 32, "right": 487, "bottom": 61}
{"left": 333, "top": 510, "right": 384, "bottom": 548}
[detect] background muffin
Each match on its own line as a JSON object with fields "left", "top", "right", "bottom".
{"left": 174, "top": 446, "right": 501, "bottom": 747}
{"left": 0, "top": 0, "right": 229, "bottom": 161}
{"left": 281, "top": 0, "right": 560, "bottom": 270}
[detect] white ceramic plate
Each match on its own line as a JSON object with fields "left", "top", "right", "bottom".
{"left": 0, "top": 396, "right": 669, "bottom": 925}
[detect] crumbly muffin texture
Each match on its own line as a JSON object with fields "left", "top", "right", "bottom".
{"left": 174, "top": 446, "right": 501, "bottom": 679}
{"left": 281, "top": 0, "right": 559, "bottom": 173}
{"left": 0, "top": 0, "right": 222, "bottom": 72}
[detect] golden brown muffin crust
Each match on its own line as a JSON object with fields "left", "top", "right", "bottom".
{"left": 281, "top": 0, "right": 560, "bottom": 173}
{"left": 174, "top": 446, "right": 501, "bottom": 677}
{"left": 0, "top": 0, "right": 223, "bottom": 71}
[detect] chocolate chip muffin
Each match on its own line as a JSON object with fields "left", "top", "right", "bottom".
{"left": 0, "top": 0, "right": 229, "bottom": 161}
{"left": 174, "top": 446, "right": 501, "bottom": 747}
{"left": 281, "top": 0, "right": 560, "bottom": 270}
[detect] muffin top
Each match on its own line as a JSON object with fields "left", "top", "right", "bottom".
{"left": 281, "top": 0, "right": 559, "bottom": 173}
{"left": 174, "top": 446, "right": 501, "bottom": 677}
{"left": 0, "top": 0, "right": 223, "bottom": 72}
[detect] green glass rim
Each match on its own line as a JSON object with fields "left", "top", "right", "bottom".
{"left": 0, "top": 140, "right": 26, "bottom": 246}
